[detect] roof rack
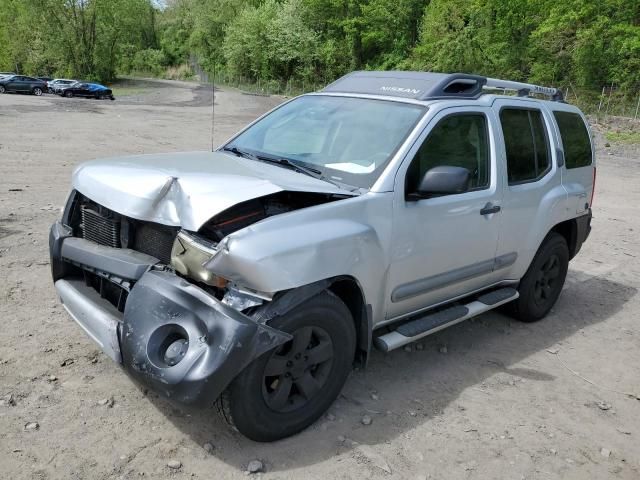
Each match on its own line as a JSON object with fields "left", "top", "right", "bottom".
{"left": 484, "top": 77, "right": 563, "bottom": 101}
{"left": 321, "top": 71, "right": 564, "bottom": 102}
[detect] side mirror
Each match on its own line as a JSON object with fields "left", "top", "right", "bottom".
{"left": 411, "top": 165, "right": 470, "bottom": 198}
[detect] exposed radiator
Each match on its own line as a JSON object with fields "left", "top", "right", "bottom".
{"left": 80, "top": 203, "right": 177, "bottom": 263}
{"left": 133, "top": 222, "right": 176, "bottom": 264}
{"left": 81, "top": 206, "right": 121, "bottom": 248}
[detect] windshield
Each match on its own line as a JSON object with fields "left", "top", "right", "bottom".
{"left": 226, "top": 95, "right": 426, "bottom": 189}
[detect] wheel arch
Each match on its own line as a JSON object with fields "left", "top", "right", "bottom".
{"left": 254, "top": 275, "right": 373, "bottom": 367}
{"left": 327, "top": 276, "right": 372, "bottom": 367}
{"left": 550, "top": 218, "right": 580, "bottom": 259}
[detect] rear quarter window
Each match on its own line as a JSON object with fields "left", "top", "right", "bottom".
{"left": 553, "top": 111, "right": 592, "bottom": 169}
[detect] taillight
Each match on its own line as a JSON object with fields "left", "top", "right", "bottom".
{"left": 590, "top": 167, "right": 596, "bottom": 207}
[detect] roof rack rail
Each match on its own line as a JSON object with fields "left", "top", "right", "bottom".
{"left": 321, "top": 71, "right": 564, "bottom": 102}
{"left": 484, "top": 78, "right": 563, "bottom": 101}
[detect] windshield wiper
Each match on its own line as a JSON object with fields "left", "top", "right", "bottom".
{"left": 223, "top": 145, "right": 344, "bottom": 189}
{"left": 256, "top": 155, "right": 346, "bottom": 189}
{"left": 222, "top": 145, "right": 258, "bottom": 161}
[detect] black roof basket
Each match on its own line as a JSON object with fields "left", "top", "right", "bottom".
{"left": 321, "top": 71, "right": 563, "bottom": 102}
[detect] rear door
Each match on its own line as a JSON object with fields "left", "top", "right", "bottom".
{"left": 550, "top": 108, "right": 595, "bottom": 214}
{"left": 23, "top": 77, "right": 38, "bottom": 92}
{"left": 491, "top": 99, "right": 563, "bottom": 278}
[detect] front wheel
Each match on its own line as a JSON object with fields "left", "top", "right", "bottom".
{"left": 0, "top": 85, "right": 5, "bottom": 93}
{"left": 218, "top": 291, "right": 356, "bottom": 441}
{"left": 64, "top": 90, "right": 73, "bottom": 98}
{"left": 511, "top": 232, "right": 569, "bottom": 322}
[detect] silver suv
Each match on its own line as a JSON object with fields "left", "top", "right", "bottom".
{"left": 49, "top": 71, "right": 594, "bottom": 441}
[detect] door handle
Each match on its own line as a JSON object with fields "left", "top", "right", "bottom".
{"left": 480, "top": 203, "right": 501, "bottom": 215}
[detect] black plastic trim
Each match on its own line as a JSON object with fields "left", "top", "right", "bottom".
{"left": 572, "top": 209, "right": 592, "bottom": 257}
{"left": 121, "top": 270, "right": 292, "bottom": 406}
{"left": 391, "top": 252, "right": 518, "bottom": 303}
{"left": 396, "top": 305, "right": 469, "bottom": 337}
{"left": 50, "top": 221, "right": 74, "bottom": 281}
{"left": 61, "top": 237, "right": 159, "bottom": 281}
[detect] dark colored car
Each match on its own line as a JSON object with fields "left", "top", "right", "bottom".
{"left": 59, "top": 82, "right": 114, "bottom": 100}
{"left": 0, "top": 75, "right": 47, "bottom": 96}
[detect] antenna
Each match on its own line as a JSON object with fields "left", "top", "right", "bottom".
{"left": 211, "top": 63, "right": 215, "bottom": 152}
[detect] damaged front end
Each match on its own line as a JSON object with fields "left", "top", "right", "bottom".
{"left": 49, "top": 191, "right": 303, "bottom": 405}
{"left": 49, "top": 185, "right": 353, "bottom": 405}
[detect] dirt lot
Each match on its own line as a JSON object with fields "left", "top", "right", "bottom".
{"left": 1, "top": 78, "right": 639, "bottom": 480}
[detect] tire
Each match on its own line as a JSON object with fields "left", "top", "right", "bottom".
{"left": 217, "top": 291, "right": 356, "bottom": 441}
{"left": 64, "top": 90, "right": 73, "bottom": 98}
{"left": 32, "top": 87, "right": 43, "bottom": 96}
{"left": 0, "top": 85, "right": 5, "bottom": 93}
{"left": 511, "top": 232, "right": 569, "bottom": 322}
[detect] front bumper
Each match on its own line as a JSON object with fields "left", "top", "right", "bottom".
{"left": 50, "top": 221, "right": 291, "bottom": 406}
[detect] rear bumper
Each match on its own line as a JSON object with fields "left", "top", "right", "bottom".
{"left": 49, "top": 221, "right": 290, "bottom": 406}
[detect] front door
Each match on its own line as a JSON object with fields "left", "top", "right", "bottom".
{"left": 387, "top": 107, "right": 505, "bottom": 320}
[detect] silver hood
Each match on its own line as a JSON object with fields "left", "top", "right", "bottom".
{"left": 72, "top": 151, "right": 353, "bottom": 231}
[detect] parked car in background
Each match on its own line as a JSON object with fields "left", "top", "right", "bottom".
{"left": 59, "top": 82, "right": 114, "bottom": 100}
{"left": 37, "top": 76, "right": 53, "bottom": 83}
{"left": 0, "top": 71, "right": 15, "bottom": 79}
{"left": 0, "top": 75, "right": 47, "bottom": 96}
{"left": 48, "top": 79, "right": 77, "bottom": 94}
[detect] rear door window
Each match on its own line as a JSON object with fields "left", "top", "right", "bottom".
{"left": 500, "top": 108, "right": 551, "bottom": 184}
{"left": 553, "top": 111, "right": 592, "bottom": 168}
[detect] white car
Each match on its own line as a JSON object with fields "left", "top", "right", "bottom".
{"left": 47, "top": 78, "right": 77, "bottom": 94}
{"left": 50, "top": 71, "right": 594, "bottom": 441}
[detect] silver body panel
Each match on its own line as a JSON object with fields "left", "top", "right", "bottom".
{"left": 72, "top": 151, "right": 353, "bottom": 231}
{"left": 55, "top": 279, "right": 122, "bottom": 363}
{"left": 71, "top": 92, "right": 594, "bottom": 329}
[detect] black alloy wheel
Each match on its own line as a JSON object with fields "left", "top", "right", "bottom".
{"left": 511, "top": 232, "right": 569, "bottom": 322}
{"left": 217, "top": 291, "right": 356, "bottom": 441}
{"left": 262, "top": 326, "right": 334, "bottom": 413}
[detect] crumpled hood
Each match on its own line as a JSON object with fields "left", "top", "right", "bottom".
{"left": 73, "top": 151, "right": 353, "bottom": 231}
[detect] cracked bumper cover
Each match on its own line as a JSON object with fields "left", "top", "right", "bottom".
{"left": 49, "top": 221, "right": 291, "bottom": 406}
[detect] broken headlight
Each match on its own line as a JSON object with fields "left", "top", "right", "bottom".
{"left": 170, "top": 230, "right": 226, "bottom": 287}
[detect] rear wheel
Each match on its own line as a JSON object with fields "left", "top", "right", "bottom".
{"left": 32, "top": 87, "right": 43, "bottom": 96}
{"left": 217, "top": 291, "right": 356, "bottom": 441}
{"left": 64, "top": 90, "right": 73, "bottom": 98}
{"left": 511, "top": 232, "right": 569, "bottom": 322}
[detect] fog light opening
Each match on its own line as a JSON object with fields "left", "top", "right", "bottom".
{"left": 148, "top": 324, "right": 190, "bottom": 368}
{"left": 162, "top": 335, "right": 189, "bottom": 367}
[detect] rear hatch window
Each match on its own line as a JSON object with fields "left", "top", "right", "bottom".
{"left": 553, "top": 112, "right": 593, "bottom": 168}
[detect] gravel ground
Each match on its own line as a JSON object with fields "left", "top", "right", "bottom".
{"left": 1, "top": 79, "right": 639, "bottom": 480}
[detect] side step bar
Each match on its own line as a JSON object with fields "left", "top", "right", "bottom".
{"left": 374, "top": 287, "right": 519, "bottom": 352}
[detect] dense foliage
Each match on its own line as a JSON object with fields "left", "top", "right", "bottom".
{"left": 0, "top": 0, "right": 638, "bottom": 92}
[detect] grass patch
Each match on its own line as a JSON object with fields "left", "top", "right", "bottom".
{"left": 605, "top": 130, "right": 640, "bottom": 144}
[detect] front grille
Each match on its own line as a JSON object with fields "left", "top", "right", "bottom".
{"left": 76, "top": 196, "right": 177, "bottom": 264}
{"left": 81, "top": 206, "right": 121, "bottom": 248}
{"left": 83, "top": 270, "right": 128, "bottom": 312}
{"left": 133, "top": 222, "right": 176, "bottom": 264}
